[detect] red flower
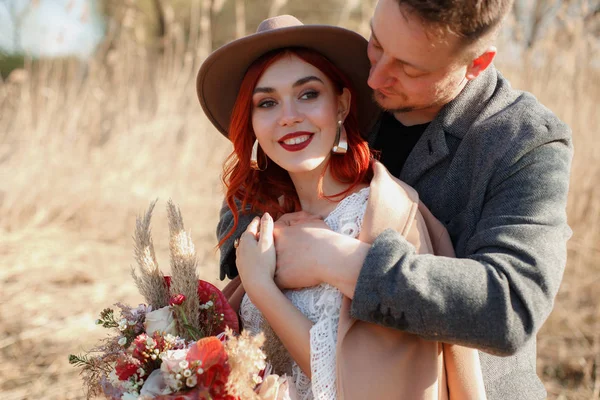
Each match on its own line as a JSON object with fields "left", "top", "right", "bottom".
{"left": 115, "top": 357, "right": 140, "bottom": 381}
{"left": 169, "top": 294, "right": 186, "bottom": 306}
{"left": 197, "top": 280, "right": 239, "bottom": 335}
{"left": 163, "top": 277, "right": 239, "bottom": 334}
{"left": 187, "top": 337, "right": 231, "bottom": 397}
{"left": 186, "top": 336, "right": 228, "bottom": 370}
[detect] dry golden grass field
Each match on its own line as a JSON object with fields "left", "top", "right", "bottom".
{"left": 1, "top": 2, "right": 599, "bottom": 399}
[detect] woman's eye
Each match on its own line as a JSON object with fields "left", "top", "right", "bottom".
{"left": 300, "top": 90, "right": 319, "bottom": 100}
{"left": 257, "top": 99, "right": 276, "bottom": 108}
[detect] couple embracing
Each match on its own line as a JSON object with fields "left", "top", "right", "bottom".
{"left": 196, "top": 0, "right": 573, "bottom": 399}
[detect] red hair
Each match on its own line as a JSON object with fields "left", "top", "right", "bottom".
{"left": 219, "top": 48, "right": 375, "bottom": 247}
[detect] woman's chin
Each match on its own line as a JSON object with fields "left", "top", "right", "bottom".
{"left": 280, "top": 159, "right": 328, "bottom": 176}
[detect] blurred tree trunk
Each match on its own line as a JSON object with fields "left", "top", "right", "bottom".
{"left": 210, "top": 0, "right": 225, "bottom": 50}
{"left": 511, "top": 0, "right": 599, "bottom": 47}
{"left": 151, "top": 0, "right": 167, "bottom": 42}
{"left": 200, "top": 0, "right": 214, "bottom": 59}
{"left": 235, "top": 0, "right": 246, "bottom": 38}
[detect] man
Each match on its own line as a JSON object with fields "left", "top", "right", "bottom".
{"left": 217, "top": 0, "right": 573, "bottom": 398}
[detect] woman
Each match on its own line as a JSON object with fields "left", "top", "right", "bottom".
{"left": 197, "top": 15, "right": 486, "bottom": 400}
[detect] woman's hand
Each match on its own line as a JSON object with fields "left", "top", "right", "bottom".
{"left": 235, "top": 213, "right": 276, "bottom": 294}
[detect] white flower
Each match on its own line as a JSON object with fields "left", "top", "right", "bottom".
{"left": 146, "top": 337, "right": 156, "bottom": 348}
{"left": 119, "top": 319, "right": 129, "bottom": 331}
{"left": 186, "top": 375, "right": 197, "bottom": 388}
{"left": 144, "top": 306, "right": 177, "bottom": 336}
{"left": 118, "top": 337, "right": 128, "bottom": 346}
{"left": 161, "top": 349, "right": 188, "bottom": 374}
{"left": 160, "top": 349, "right": 189, "bottom": 390}
{"left": 121, "top": 392, "right": 139, "bottom": 400}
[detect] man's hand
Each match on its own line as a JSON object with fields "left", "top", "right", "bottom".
{"left": 273, "top": 215, "right": 370, "bottom": 298}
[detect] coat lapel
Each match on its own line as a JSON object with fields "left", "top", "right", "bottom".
{"left": 367, "top": 66, "right": 501, "bottom": 186}
{"left": 399, "top": 118, "right": 450, "bottom": 186}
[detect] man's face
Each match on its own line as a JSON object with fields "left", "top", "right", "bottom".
{"left": 368, "top": 0, "right": 472, "bottom": 119}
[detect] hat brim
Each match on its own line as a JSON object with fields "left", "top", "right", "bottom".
{"left": 197, "top": 25, "right": 380, "bottom": 138}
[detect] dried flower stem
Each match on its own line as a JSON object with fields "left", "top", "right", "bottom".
{"left": 167, "top": 199, "right": 201, "bottom": 340}
{"left": 131, "top": 199, "right": 170, "bottom": 309}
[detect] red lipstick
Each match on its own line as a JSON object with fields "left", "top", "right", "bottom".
{"left": 278, "top": 132, "right": 314, "bottom": 152}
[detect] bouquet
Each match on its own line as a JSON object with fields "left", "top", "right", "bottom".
{"left": 69, "top": 200, "right": 295, "bottom": 400}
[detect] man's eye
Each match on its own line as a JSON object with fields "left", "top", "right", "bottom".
{"left": 300, "top": 90, "right": 319, "bottom": 100}
{"left": 403, "top": 67, "right": 426, "bottom": 78}
{"left": 370, "top": 39, "right": 382, "bottom": 49}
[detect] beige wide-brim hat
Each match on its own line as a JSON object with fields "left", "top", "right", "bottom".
{"left": 197, "top": 15, "right": 380, "bottom": 139}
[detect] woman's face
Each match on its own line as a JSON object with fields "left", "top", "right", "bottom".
{"left": 251, "top": 54, "right": 350, "bottom": 175}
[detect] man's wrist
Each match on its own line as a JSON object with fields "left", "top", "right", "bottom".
{"left": 321, "top": 236, "right": 370, "bottom": 298}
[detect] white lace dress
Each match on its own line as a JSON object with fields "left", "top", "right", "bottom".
{"left": 240, "top": 187, "right": 370, "bottom": 400}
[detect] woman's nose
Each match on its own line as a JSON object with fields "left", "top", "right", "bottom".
{"left": 278, "top": 101, "right": 303, "bottom": 126}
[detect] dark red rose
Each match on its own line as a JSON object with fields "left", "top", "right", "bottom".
{"left": 169, "top": 294, "right": 186, "bottom": 306}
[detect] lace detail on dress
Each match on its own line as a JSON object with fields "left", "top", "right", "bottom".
{"left": 239, "top": 187, "right": 370, "bottom": 400}
{"left": 324, "top": 187, "right": 369, "bottom": 237}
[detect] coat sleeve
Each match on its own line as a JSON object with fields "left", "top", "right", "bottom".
{"left": 350, "top": 136, "right": 573, "bottom": 356}
{"left": 216, "top": 199, "right": 259, "bottom": 280}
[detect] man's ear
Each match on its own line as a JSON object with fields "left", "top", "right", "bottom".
{"left": 338, "top": 88, "right": 352, "bottom": 120}
{"left": 466, "top": 46, "right": 497, "bottom": 80}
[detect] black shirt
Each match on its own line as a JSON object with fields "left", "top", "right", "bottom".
{"left": 372, "top": 112, "right": 429, "bottom": 178}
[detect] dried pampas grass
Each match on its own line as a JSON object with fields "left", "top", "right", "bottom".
{"left": 131, "top": 199, "right": 170, "bottom": 310}
{"left": 130, "top": 199, "right": 202, "bottom": 341}
{"left": 167, "top": 199, "right": 201, "bottom": 339}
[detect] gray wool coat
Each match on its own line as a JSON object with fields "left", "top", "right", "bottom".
{"left": 216, "top": 65, "right": 573, "bottom": 400}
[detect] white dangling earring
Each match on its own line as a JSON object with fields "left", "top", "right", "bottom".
{"left": 332, "top": 120, "right": 348, "bottom": 154}
{"left": 250, "top": 139, "right": 267, "bottom": 171}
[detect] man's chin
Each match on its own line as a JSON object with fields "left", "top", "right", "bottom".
{"left": 373, "top": 92, "right": 414, "bottom": 113}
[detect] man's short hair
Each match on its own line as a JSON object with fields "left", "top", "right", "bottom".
{"left": 396, "top": 0, "right": 514, "bottom": 46}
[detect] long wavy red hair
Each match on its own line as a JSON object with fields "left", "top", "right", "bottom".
{"left": 219, "top": 48, "right": 375, "bottom": 247}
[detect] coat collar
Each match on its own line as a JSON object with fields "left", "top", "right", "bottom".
{"left": 368, "top": 66, "right": 501, "bottom": 186}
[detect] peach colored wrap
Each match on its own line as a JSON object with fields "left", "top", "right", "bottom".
{"left": 224, "top": 162, "right": 486, "bottom": 399}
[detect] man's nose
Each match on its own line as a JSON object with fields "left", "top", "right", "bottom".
{"left": 278, "top": 101, "right": 303, "bottom": 126}
{"left": 367, "top": 56, "right": 395, "bottom": 90}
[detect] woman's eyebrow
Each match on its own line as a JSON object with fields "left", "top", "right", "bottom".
{"left": 254, "top": 76, "right": 324, "bottom": 94}
{"left": 253, "top": 87, "right": 274, "bottom": 94}
{"left": 293, "top": 76, "right": 324, "bottom": 87}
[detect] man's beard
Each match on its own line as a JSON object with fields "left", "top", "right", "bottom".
{"left": 372, "top": 91, "right": 416, "bottom": 114}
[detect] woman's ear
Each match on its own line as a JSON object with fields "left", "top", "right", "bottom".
{"left": 338, "top": 88, "right": 351, "bottom": 121}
